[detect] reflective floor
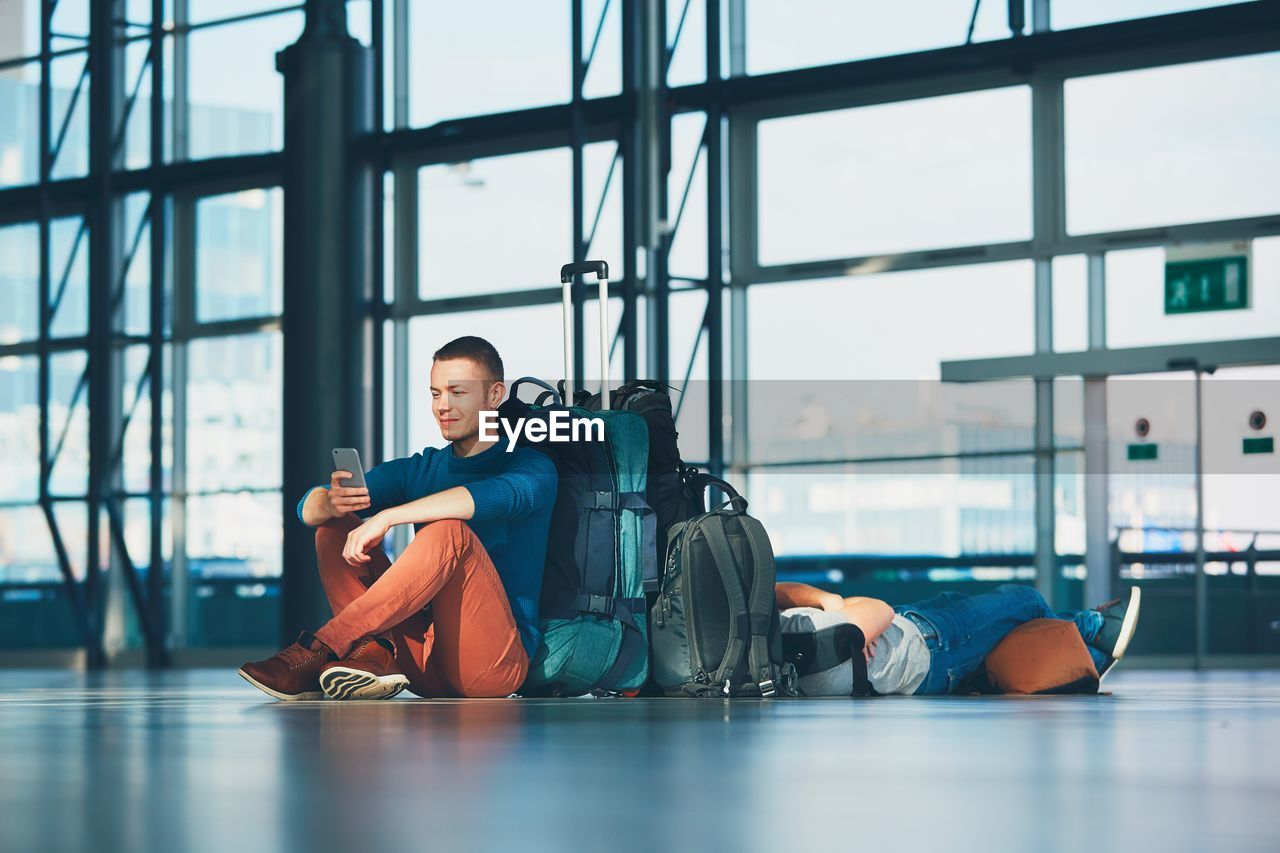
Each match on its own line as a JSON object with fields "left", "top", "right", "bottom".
{"left": 1, "top": 669, "right": 1278, "bottom": 853}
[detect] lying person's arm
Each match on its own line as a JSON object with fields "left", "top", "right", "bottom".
{"left": 775, "top": 581, "right": 845, "bottom": 612}
{"left": 835, "top": 597, "right": 897, "bottom": 660}
{"left": 776, "top": 582, "right": 896, "bottom": 663}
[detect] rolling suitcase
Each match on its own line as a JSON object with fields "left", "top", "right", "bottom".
{"left": 501, "top": 261, "right": 657, "bottom": 696}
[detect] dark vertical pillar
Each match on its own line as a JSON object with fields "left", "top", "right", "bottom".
{"left": 87, "top": 0, "right": 121, "bottom": 661}
{"left": 571, "top": 0, "right": 587, "bottom": 387}
{"left": 622, "top": 0, "right": 665, "bottom": 383}
{"left": 705, "top": 0, "right": 725, "bottom": 478}
{"left": 277, "top": 0, "right": 374, "bottom": 643}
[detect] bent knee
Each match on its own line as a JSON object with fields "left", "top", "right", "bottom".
{"left": 421, "top": 517, "right": 474, "bottom": 544}
{"left": 315, "top": 523, "right": 346, "bottom": 553}
{"left": 1001, "top": 583, "right": 1048, "bottom": 607}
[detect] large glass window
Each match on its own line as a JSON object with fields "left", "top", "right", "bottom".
{"left": 666, "top": 0, "right": 707, "bottom": 86}
{"left": 758, "top": 87, "right": 1032, "bottom": 264}
{"left": 49, "top": 50, "right": 89, "bottom": 181}
{"left": 0, "top": 61, "right": 40, "bottom": 188}
{"left": 121, "top": 344, "right": 173, "bottom": 496}
{"left": 48, "top": 351, "right": 88, "bottom": 496}
{"left": 668, "top": 112, "right": 708, "bottom": 281}
{"left": 1052, "top": 255, "right": 1088, "bottom": 354}
{"left": 1065, "top": 52, "right": 1280, "bottom": 235}
{"left": 1052, "top": 0, "right": 1249, "bottom": 30}
{"left": 0, "top": 506, "right": 61, "bottom": 584}
{"left": 748, "top": 262, "right": 1035, "bottom": 381}
{"left": 185, "top": 332, "right": 282, "bottom": 494}
{"left": 749, "top": 457, "right": 1037, "bottom": 558}
{"left": 0, "top": 223, "right": 39, "bottom": 343}
{"left": 746, "top": 263, "right": 1037, "bottom": 477}
{"left": 48, "top": 217, "right": 88, "bottom": 339}
{"left": 745, "top": 0, "right": 1019, "bottom": 76}
{"left": 418, "top": 149, "right": 572, "bottom": 299}
{"left": 186, "top": 12, "right": 302, "bottom": 159}
{"left": 182, "top": 330, "right": 283, "bottom": 645}
{"left": 195, "top": 187, "right": 283, "bottom": 322}
{"left": 408, "top": 1, "right": 572, "bottom": 127}
{"left": 0, "top": 354, "right": 40, "bottom": 502}
{"left": 187, "top": 1, "right": 299, "bottom": 24}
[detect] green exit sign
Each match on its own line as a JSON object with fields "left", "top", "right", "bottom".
{"left": 1165, "top": 241, "right": 1250, "bottom": 315}
{"left": 1243, "top": 437, "right": 1274, "bottom": 455}
{"left": 1128, "top": 443, "right": 1158, "bottom": 461}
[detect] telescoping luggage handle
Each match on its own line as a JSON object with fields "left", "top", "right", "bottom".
{"left": 559, "top": 261, "right": 611, "bottom": 411}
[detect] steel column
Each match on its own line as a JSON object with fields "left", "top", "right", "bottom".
{"left": 1083, "top": 252, "right": 1111, "bottom": 609}
{"left": 277, "top": 0, "right": 374, "bottom": 642}
{"left": 705, "top": 0, "right": 725, "bottom": 476}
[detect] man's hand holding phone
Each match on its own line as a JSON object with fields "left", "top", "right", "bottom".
{"left": 328, "top": 469, "right": 371, "bottom": 516}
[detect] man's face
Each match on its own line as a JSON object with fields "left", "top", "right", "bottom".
{"left": 429, "top": 357, "right": 505, "bottom": 442}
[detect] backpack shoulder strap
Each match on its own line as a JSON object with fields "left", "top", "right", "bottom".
{"left": 738, "top": 517, "right": 782, "bottom": 696}
{"left": 698, "top": 514, "right": 751, "bottom": 689}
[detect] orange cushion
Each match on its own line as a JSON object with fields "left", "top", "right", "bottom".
{"left": 983, "top": 618, "right": 1099, "bottom": 695}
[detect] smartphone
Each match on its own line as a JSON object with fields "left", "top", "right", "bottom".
{"left": 331, "top": 448, "right": 367, "bottom": 488}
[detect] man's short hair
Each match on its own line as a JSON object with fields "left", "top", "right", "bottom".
{"left": 432, "top": 335, "right": 504, "bottom": 383}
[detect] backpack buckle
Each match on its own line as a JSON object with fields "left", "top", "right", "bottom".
{"left": 758, "top": 677, "right": 776, "bottom": 698}
{"left": 582, "top": 594, "right": 614, "bottom": 616}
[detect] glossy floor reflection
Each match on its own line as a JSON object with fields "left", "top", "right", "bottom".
{"left": 1, "top": 669, "right": 1278, "bottom": 853}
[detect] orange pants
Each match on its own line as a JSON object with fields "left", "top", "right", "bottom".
{"left": 312, "top": 516, "right": 529, "bottom": 698}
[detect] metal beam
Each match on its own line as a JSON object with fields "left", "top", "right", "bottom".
{"left": 725, "top": 0, "right": 749, "bottom": 478}
{"left": 1082, "top": 250, "right": 1111, "bottom": 609}
{"left": 942, "top": 336, "right": 1280, "bottom": 382}
{"left": 622, "top": 0, "right": 664, "bottom": 386}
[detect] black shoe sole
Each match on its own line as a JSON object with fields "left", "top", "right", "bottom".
{"left": 320, "top": 666, "right": 409, "bottom": 700}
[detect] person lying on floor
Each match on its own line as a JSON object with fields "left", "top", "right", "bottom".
{"left": 775, "top": 581, "right": 1142, "bottom": 696}
{"left": 239, "top": 336, "right": 557, "bottom": 701}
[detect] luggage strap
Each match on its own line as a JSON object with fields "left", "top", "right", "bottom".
{"left": 577, "top": 595, "right": 647, "bottom": 692}
{"left": 588, "top": 491, "right": 659, "bottom": 593}
{"left": 577, "top": 488, "right": 657, "bottom": 692}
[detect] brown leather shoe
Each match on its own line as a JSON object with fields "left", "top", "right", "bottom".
{"left": 319, "top": 636, "right": 409, "bottom": 700}
{"left": 238, "top": 632, "right": 337, "bottom": 701}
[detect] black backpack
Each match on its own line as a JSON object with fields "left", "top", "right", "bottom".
{"left": 573, "top": 380, "right": 704, "bottom": 571}
{"left": 649, "top": 476, "right": 795, "bottom": 697}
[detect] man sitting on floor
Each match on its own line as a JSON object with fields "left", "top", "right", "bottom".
{"left": 239, "top": 336, "right": 558, "bottom": 701}
{"left": 776, "top": 581, "right": 1142, "bottom": 696}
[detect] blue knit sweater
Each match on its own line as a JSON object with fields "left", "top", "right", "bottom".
{"left": 297, "top": 435, "right": 558, "bottom": 657}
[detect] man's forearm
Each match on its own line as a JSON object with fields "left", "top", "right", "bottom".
{"left": 379, "top": 486, "right": 475, "bottom": 528}
{"left": 301, "top": 487, "right": 339, "bottom": 527}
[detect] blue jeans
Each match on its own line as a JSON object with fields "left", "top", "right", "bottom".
{"left": 893, "top": 584, "right": 1107, "bottom": 695}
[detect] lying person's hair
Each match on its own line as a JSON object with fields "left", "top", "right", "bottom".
{"left": 433, "top": 335, "right": 504, "bottom": 384}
